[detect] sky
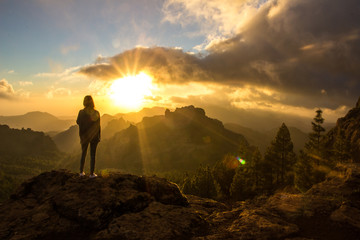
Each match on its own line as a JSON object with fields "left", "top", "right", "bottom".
{"left": 0, "top": 0, "right": 359, "bottom": 124}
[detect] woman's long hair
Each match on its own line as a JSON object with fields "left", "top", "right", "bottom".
{"left": 83, "top": 95, "right": 95, "bottom": 108}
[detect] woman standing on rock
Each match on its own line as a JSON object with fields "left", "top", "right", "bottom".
{"left": 76, "top": 95, "right": 100, "bottom": 178}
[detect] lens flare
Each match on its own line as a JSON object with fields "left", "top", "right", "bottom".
{"left": 237, "top": 156, "right": 246, "bottom": 165}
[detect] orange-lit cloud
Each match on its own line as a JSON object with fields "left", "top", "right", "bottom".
{"left": 45, "top": 87, "right": 72, "bottom": 99}
{"left": 35, "top": 66, "right": 83, "bottom": 82}
{"left": 18, "top": 81, "right": 33, "bottom": 87}
{"left": 79, "top": 47, "right": 209, "bottom": 84}
{"left": 0, "top": 79, "right": 31, "bottom": 100}
{"left": 0, "top": 79, "right": 15, "bottom": 99}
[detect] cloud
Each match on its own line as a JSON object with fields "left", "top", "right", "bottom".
{"left": 45, "top": 87, "right": 72, "bottom": 99}
{"left": 162, "top": 0, "right": 258, "bottom": 49}
{"left": 201, "top": 0, "right": 360, "bottom": 108}
{"left": 35, "top": 66, "right": 83, "bottom": 81}
{"left": 61, "top": 45, "right": 79, "bottom": 55}
{"left": 7, "top": 70, "right": 15, "bottom": 74}
{"left": 79, "top": 0, "right": 360, "bottom": 111}
{"left": 79, "top": 47, "right": 209, "bottom": 83}
{"left": 144, "top": 95, "right": 162, "bottom": 101}
{"left": 19, "top": 81, "right": 33, "bottom": 86}
{"left": 0, "top": 79, "right": 15, "bottom": 99}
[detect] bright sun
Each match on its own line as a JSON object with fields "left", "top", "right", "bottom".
{"left": 109, "top": 72, "right": 154, "bottom": 110}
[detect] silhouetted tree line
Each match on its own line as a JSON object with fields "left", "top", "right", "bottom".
{"left": 178, "top": 109, "right": 353, "bottom": 201}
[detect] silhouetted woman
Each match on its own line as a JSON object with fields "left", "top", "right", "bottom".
{"left": 76, "top": 95, "right": 100, "bottom": 178}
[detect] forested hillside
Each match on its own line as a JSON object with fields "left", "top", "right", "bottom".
{"left": 0, "top": 125, "right": 64, "bottom": 201}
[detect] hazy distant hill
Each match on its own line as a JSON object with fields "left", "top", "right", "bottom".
{"left": 102, "top": 118, "right": 130, "bottom": 139}
{"left": 115, "top": 106, "right": 166, "bottom": 123}
{"left": 52, "top": 125, "right": 80, "bottom": 153}
{"left": 195, "top": 105, "right": 337, "bottom": 132}
{"left": 101, "top": 114, "right": 118, "bottom": 129}
{"left": 65, "top": 106, "right": 248, "bottom": 173}
{"left": 225, "top": 123, "right": 308, "bottom": 154}
{"left": 100, "top": 107, "right": 165, "bottom": 127}
{"left": 52, "top": 118, "right": 131, "bottom": 153}
{"left": 0, "top": 111, "right": 73, "bottom": 132}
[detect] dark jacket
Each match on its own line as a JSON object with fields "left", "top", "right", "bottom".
{"left": 76, "top": 107, "right": 101, "bottom": 144}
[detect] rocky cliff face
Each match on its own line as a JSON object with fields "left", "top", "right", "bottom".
{"left": 1, "top": 164, "right": 360, "bottom": 240}
{"left": 325, "top": 98, "right": 360, "bottom": 162}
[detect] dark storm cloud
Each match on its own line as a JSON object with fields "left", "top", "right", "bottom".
{"left": 79, "top": 0, "right": 360, "bottom": 109}
{"left": 201, "top": 0, "right": 360, "bottom": 108}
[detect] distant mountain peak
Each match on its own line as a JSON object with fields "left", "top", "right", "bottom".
{"left": 25, "top": 111, "right": 51, "bottom": 115}
{"left": 165, "top": 105, "right": 206, "bottom": 120}
{"left": 173, "top": 105, "right": 205, "bottom": 116}
{"left": 24, "top": 111, "right": 58, "bottom": 119}
{"left": 0, "top": 111, "right": 73, "bottom": 132}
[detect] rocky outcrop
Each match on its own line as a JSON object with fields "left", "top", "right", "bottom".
{"left": 324, "top": 99, "right": 360, "bottom": 162}
{"left": 94, "top": 106, "right": 248, "bottom": 173}
{"left": 1, "top": 164, "right": 360, "bottom": 240}
{"left": 0, "top": 170, "right": 204, "bottom": 240}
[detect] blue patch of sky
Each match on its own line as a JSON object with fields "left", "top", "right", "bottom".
{"left": 0, "top": 0, "right": 207, "bottom": 79}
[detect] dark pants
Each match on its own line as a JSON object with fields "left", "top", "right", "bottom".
{"left": 80, "top": 141, "right": 98, "bottom": 174}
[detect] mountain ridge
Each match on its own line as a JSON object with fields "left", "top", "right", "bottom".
{"left": 63, "top": 105, "right": 248, "bottom": 174}
{"left": 0, "top": 111, "right": 73, "bottom": 132}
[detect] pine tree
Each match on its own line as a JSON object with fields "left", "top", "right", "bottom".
{"left": 230, "top": 166, "right": 251, "bottom": 200}
{"left": 305, "top": 109, "right": 326, "bottom": 165}
{"left": 251, "top": 148, "right": 262, "bottom": 188}
{"left": 230, "top": 147, "right": 262, "bottom": 200}
{"left": 193, "top": 165, "right": 217, "bottom": 199}
{"left": 294, "top": 150, "right": 313, "bottom": 192}
{"left": 263, "top": 123, "right": 296, "bottom": 187}
{"left": 212, "top": 154, "right": 238, "bottom": 198}
{"left": 181, "top": 166, "right": 217, "bottom": 199}
{"left": 297, "top": 109, "right": 328, "bottom": 190}
{"left": 274, "top": 123, "right": 296, "bottom": 184}
{"left": 262, "top": 145, "right": 276, "bottom": 192}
